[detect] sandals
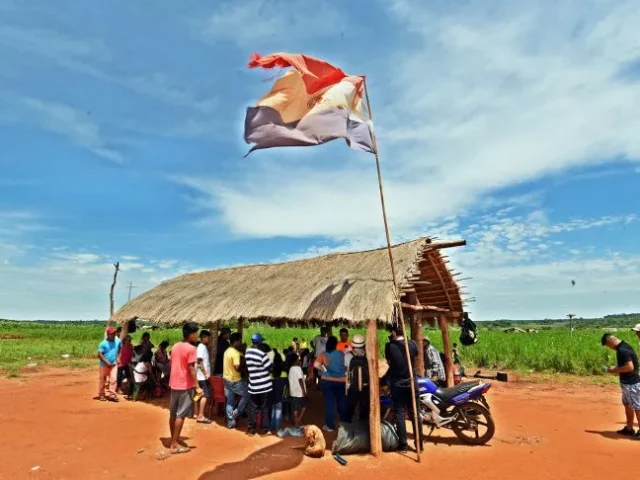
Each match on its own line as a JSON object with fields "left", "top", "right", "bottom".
{"left": 170, "top": 446, "right": 190, "bottom": 455}
{"left": 197, "top": 418, "right": 213, "bottom": 424}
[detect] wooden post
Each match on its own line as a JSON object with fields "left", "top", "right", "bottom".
{"left": 208, "top": 322, "right": 219, "bottom": 374}
{"left": 438, "top": 315, "right": 454, "bottom": 387}
{"left": 366, "top": 319, "right": 382, "bottom": 456}
{"left": 119, "top": 319, "right": 129, "bottom": 341}
{"left": 108, "top": 262, "right": 120, "bottom": 326}
{"left": 237, "top": 317, "right": 244, "bottom": 338}
{"left": 363, "top": 78, "right": 421, "bottom": 462}
{"left": 407, "top": 292, "right": 424, "bottom": 377}
{"left": 411, "top": 312, "right": 425, "bottom": 377}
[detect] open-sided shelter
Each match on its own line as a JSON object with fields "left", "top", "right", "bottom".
{"left": 113, "top": 236, "right": 468, "bottom": 455}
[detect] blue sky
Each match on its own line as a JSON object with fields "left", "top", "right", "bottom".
{"left": 1, "top": 0, "right": 640, "bottom": 320}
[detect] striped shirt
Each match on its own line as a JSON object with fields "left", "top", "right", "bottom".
{"left": 245, "top": 346, "right": 273, "bottom": 395}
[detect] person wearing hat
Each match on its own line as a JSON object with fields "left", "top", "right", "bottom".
{"left": 245, "top": 333, "right": 273, "bottom": 435}
{"left": 97, "top": 327, "right": 122, "bottom": 401}
{"left": 345, "top": 334, "right": 370, "bottom": 422}
{"left": 632, "top": 324, "right": 640, "bottom": 343}
{"left": 214, "top": 327, "right": 232, "bottom": 376}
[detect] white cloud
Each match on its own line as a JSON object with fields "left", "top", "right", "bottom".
{"left": 20, "top": 98, "right": 123, "bottom": 164}
{"left": 196, "top": 0, "right": 348, "bottom": 47}
{"left": 181, "top": 0, "right": 640, "bottom": 243}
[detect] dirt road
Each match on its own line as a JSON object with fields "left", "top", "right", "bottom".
{"left": 0, "top": 369, "right": 635, "bottom": 479}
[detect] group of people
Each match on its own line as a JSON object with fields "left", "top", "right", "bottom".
{"left": 97, "top": 327, "right": 170, "bottom": 402}
{"left": 97, "top": 321, "right": 456, "bottom": 455}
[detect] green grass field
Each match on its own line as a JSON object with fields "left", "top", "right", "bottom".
{"left": 1, "top": 319, "right": 638, "bottom": 378}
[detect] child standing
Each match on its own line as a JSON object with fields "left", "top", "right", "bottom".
{"left": 269, "top": 352, "right": 288, "bottom": 433}
{"left": 287, "top": 353, "right": 307, "bottom": 427}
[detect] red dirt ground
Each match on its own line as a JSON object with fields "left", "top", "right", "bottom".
{"left": 0, "top": 369, "right": 636, "bottom": 479}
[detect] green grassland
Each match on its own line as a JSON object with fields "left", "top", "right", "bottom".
{"left": 0, "top": 317, "right": 639, "bottom": 377}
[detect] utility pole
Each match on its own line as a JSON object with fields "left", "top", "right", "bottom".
{"left": 127, "top": 281, "right": 138, "bottom": 302}
{"left": 567, "top": 313, "right": 576, "bottom": 337}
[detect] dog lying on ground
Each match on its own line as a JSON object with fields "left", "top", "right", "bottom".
{"left": 303, "top": 425, "right": 326, "bottom": 458}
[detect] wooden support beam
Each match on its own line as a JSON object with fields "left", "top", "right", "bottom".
{"left": 208, "top": 322, "right": 219, "bottom": 374}
{"left": 366, "top": 319, "right": 382, "bottom": 456}
{"left": 401, "top": 302, "right": 449, "bottom": 312}
{"left": 438, "top": 315, "right": 455, "bottom": 387}
{"left": 407, "top": 293, "right": 425, "bottom": 377}
{"left": 237, "top": 317, "right": 245, "bottom": 338}
{"left": 426, "top": 239, "right": 467, "bottom": 250}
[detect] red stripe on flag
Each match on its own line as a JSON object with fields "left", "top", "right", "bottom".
{"left": 248, "top": 52, "right": 347, "bottom": 95}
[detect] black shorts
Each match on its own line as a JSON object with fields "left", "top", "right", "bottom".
{"left": 291, "top": 397, "right": 306, "bottom": 412}
{"left": 198, "top": 380, "right": 212, "bottom": 400}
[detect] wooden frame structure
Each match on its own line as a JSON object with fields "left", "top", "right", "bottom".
{"left": 113, "top": 237, "right": 468, "bottom": 456}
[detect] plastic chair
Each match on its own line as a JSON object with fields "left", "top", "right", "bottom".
{"left": 208, "top": 376, "right": 226, "bottom": 417}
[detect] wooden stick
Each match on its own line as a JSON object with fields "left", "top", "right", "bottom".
{"left": 108, "top": 262, "right": 120, "bottom": 326}
{"left": 438, "top": 315, "right": 455, "bottom": 387}
{"left": 426, "top": 240, "right": 467, "bottom": 250}
{"left": 208, "top": 322, "right": 219, "bottom": 374}
{"left": 407, "top": 293, "right": 425, "bottom": 377}
{"left": 364, "top": 77, "right": 421, "bottom": 463}
{"left": 237, "top": 317, "right": 245, "bottom": 338}
{"left": 366, "top": 319, "right": 382, "bottom": 456}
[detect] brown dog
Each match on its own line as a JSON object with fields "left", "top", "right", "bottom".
{"left": 303, "top": 425, "right": 326, "bottom": 458}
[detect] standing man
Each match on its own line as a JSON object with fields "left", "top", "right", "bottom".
{"left": 223, "top": 332, "right": 250, "bottom": 429}
{"left": 195, "top": 330, "right": 213, "bottom": 424}
{"left": 602, "top": 333, "right": 640, "bottom": 438}
{"left": 214, "top": 327, "right": 231, "bottom": 376}
{"left": 168, "top": 322, "right": 202, "bottom": 454}
{"left": 337, "top": 328, "right": 352, "bottom": 353}
{"left": 97, "top": 327, "right": 122, "bottom": 402}
{"left": 345, "top": 334, "right": 370, "bottom": 422}
{"left": 245, "top": 333, "right": 273, "bottom": 435}
{"left": 384, "top": 325, "right": 424, "bottom": 453}
{"left": 423, "top": 336, "right": 446, "bottom": 387}
{"left": 311, "top": 327, "right": 329, "bottom": 385}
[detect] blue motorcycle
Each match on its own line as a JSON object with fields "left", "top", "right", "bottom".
{"left": 380, "top": 377, "right": 495, "bottom": 445}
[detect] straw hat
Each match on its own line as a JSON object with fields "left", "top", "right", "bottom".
{"left": 352, "top": 334, "right": 365, "bottom": 349}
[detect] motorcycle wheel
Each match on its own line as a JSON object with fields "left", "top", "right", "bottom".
{"left": 450, "top": 402, "right": 495, "bottom": 445}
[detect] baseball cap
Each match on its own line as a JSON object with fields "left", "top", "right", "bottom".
{"left": 251, "top": 333, "right": 264, "bottom": 343}
{"left": 632, "top": 324, "right": 640, "bottom": 332}
{"left": 106, "top": 327, "right": 117, "bottom": 335}
{"left": 352, "top": 334, "right": 365, "bottom": 348}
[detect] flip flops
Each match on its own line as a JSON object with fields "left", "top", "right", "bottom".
{"left": 170, "top": 446, "right": 190, "bottom": 455}
{"left": 197, "top": 418, "right": 213, "bottom": 424}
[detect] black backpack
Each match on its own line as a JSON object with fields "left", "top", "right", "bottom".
{"left": 348, "top": 355, "right": 370, "bottom": 392}
{"left": 459, "top": 312, "right": 478, "bottom": 346}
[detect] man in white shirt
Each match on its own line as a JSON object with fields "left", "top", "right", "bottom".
{"left": 195, "top": 330, "right": 213, "bottom": 424}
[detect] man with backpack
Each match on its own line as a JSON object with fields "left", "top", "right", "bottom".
{"left": 345, "top": 334, "right": 369, "bottom": 422}
{"left": 384, "top": 325, "right": 424, "bottom": 454}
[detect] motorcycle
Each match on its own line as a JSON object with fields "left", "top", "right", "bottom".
{"left": 380, "top": 376, "right": 495, "bottom": 445}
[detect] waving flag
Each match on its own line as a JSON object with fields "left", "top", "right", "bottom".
{"left": 244, "top": 53, "right": 376, "bottom": 154}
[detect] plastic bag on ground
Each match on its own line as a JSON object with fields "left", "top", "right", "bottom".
{"left": 332, "top": 421, "right": 400, "bottom": 455}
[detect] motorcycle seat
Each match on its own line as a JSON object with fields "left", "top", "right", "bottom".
{"left": 434, "top": 380, "right": 481, "bottom": 403}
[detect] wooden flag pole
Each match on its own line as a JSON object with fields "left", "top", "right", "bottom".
{"left": 363, "top": 77, "right": 422, "bottom": 463}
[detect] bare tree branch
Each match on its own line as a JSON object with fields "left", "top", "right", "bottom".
{"left": 109, "top": 262, "right": 120, "bottom": 325}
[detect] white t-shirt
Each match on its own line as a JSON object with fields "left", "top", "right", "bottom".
{"left": 288, "top": 365, "right": 305, "bottom": 398}
{"left": 196, "top": 343, "right": 210, "bottom": 381}
{"left": 133, "top": 363, "right": 148, "bottom": 383}
{"left": 312, "top": 335, "right": 327, "bottom": 356}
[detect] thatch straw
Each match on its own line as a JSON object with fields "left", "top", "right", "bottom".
{"left": 113, "top": 237, "right": 465, "bottom": 327}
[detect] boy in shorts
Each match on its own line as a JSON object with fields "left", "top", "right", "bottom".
{"left": 287, "top": 353, "right": 307, "bottom": 427}
{"left": 168, "top": 322, "right": 202, "bottom": 454}
{"left": 195, "top": 330, "right": 213, "bottom": 424}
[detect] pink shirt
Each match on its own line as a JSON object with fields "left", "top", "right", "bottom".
{"left": 169, "top": 342, "right": 197, "bottom": 390}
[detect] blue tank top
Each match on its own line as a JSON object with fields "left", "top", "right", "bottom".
{"left": 324, "top": 350, "right": 346, "bottom": 379}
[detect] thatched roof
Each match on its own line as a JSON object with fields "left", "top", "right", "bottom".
{"left": 113, "top": 237, "right": 467, "bottom": 326}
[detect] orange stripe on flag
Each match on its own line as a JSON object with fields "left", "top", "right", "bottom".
{"left": 248, "top": 52, "right": 347, "bottom": 95}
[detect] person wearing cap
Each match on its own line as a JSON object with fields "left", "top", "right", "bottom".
{"left": 97, "top": 327, "right": 122, "bottom": 401}
{"left": 167, "top": 322, "right": 202, "bottom": 454}
{"left": 423, "top": 336, "right": 446, "bottom": 387}
{"left": 602, "top": 333, "right": 640, "bottom": 438}
{"left": 214, "top": 327, "right": 232, "bottom": 376}
{"left": 384, "top": 325, "right": 424, "bottom": 453}
{"left": 245, "top": 333, "right": 273, "bottom": 435}
{"left": 345, "top": 334, "right": 370, "bottom": 422}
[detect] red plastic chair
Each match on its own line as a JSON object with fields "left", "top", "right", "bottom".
{"left": 208, "top": 376, "right": 226, "bottom": 417}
